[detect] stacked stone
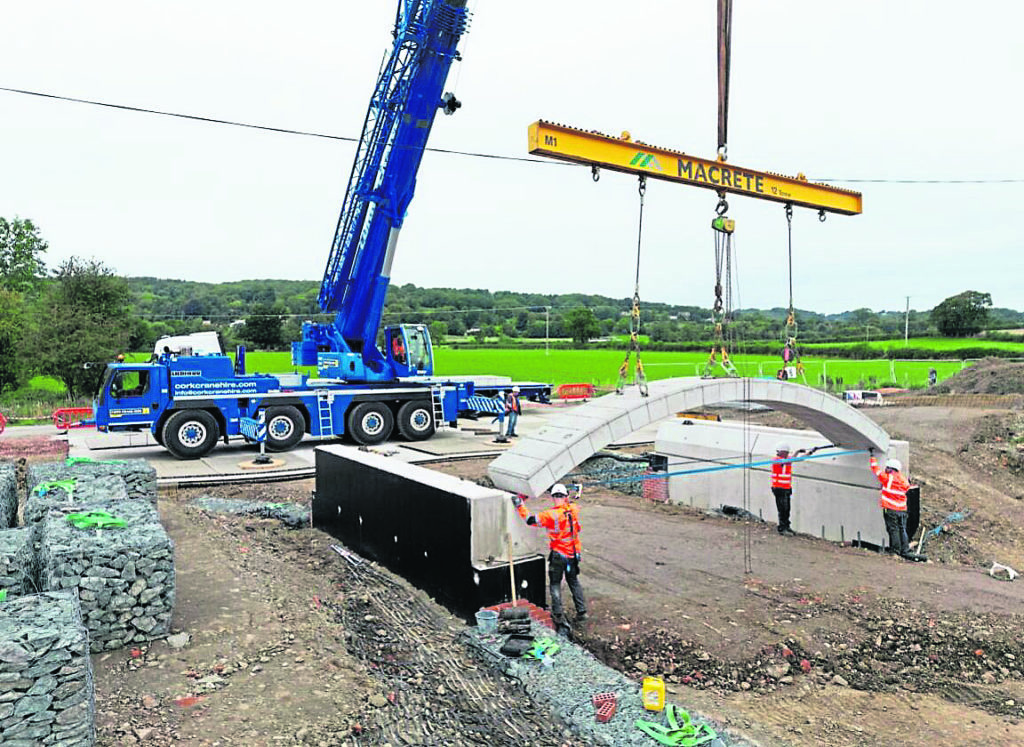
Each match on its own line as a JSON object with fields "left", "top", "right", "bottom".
{"left": 23, "top": 474, "right": 130, "bottom": 527}
{"left": 0, "top": 590, "right": 95, "bottom": 746}
{"left": 28, "top": 458, "right": 157, "bottom": 504}
{"left": 0, "top": 527, "right": 37, "bottom": 598}
{"left": 1, "top": 462, "right": 16, "bottom": 528}
{"left": 38, "top": 500, "right": 175, "bottom": 653}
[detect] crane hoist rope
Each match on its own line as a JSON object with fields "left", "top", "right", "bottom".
{"left": 616, "top": 175, "right": 649, "bottom": 397}
{"left": 717, "top": 0, "right": 733, "bottom": 161}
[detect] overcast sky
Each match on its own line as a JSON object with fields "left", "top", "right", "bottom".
{"left": 1, "top": 1, "right": 1022, "bottom": 315}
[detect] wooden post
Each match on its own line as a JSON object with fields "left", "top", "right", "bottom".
{"left": 507, "top": 532, "right": 517, "bottom": 605}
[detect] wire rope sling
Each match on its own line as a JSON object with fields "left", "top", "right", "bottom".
{"left": 777, "top": 203, "right": 824, "bottom": 383}
{"left": 615, "top": 175, "right": 650, "bottom": 397}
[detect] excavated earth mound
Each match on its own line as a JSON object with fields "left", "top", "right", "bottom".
{"left": 928, "top": 357, "right": 1024, "bottom": 396}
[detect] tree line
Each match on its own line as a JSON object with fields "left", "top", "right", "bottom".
{"left": 0, "top": 216, "right": 1015, "bottom": 398}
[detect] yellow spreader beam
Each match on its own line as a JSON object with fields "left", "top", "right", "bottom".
{"left": 528, "top": 120, "right": 862, "bottom": 216}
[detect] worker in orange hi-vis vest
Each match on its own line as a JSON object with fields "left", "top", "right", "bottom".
{"left": 511, "top": 483, "right": 587, "bottom": 635}
{"left": 869, "top": 450, "right": 925, "bottom": 560}
{"left": 771, "top": 442, "right": 812, "bottom": 536}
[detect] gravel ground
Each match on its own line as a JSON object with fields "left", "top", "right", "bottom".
{"left": 192, "top": 495, "right": 311, "bottom": 528}
{"left": 464, "top": 622, "right": 754, "bottom": 747}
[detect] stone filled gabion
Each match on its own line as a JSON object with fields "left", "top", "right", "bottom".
{"left": 0, "top": 462, "right": 16, "bottom": 528}
{"left": 24, "top": 474, "right": 130, "bottom": 527}
{"left": 0, "top": 527, "right": 38, "bottom": 598}
{"left": 28, "top": 458, "right": 157, "bottom": 504}
{"left": 39, "top": 500, "right": 174, "bottom": 653}
{"left": 577, "top": 454, "right": 651, "bottom": 498}
{"left": 0, "top": 590, "right": 95, "bottom": 746}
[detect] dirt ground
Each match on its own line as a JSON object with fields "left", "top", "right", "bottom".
{"left": 10, "top": 366, "right": 1024, "bottom": 746}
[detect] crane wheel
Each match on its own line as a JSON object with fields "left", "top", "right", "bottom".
{"left": 265, "top": 406, "right": 305, "bottom": 452}
{"left": 162, "top": 410, "right": 219, "bottom": 460}
{"left": 347, "top": 402, "right": 394, "bottom": 445}
{"left": 396, "top": 400, "right": 435, "bottom": 441}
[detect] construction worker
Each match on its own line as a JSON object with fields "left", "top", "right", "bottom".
{"left": 771, "top": 442, "right": 812, "bottom": 536}
{"left": 868, "top": 450, "right": 924, "bottom": 560}
{"left": 504, "top": 385, "right": 521, "bottom": 438}
{"left": 511, "top": 483, "right": 587, "bottom": 634}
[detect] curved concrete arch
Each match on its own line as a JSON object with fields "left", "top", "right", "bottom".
{"left": 488, "top": 377, "right": 891, "bottom": 497}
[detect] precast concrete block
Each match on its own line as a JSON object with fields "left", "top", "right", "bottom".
{"left": 313, "top": 446, "right": 547, "bottom": 616}
{"left": 645, "top": 394, "right": 671, "bottom": 422}
{"left": 489, "top": 377, "right": 903, "bottom": 506}
{"left": 656, "top": 419, "right": 910, "bottom": 546}
{"left": 626, "top": 402, "right": 652, "bottom": 432}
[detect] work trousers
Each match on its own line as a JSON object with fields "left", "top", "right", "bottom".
{"left": 772, "top": 487, "right": 792, "bottom": 532}
{"left": 883, "top": 508, "right": 910, "bottom": 555}
{"left": 548, "top": 551, "right": 586, "bottom": 626}
{"left": 505, "top": 410, "right": 518, "bottom": 437}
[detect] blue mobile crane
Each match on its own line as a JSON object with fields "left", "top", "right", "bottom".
{"left": 93, "top": 0, "right": 549, "bottom": 459}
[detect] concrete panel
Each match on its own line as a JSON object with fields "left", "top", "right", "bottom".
{"left": 313, "top": 445, "right": 547, "bottom": 615}
{"left": 488, "top": 377, "right": 897, "bottom": 498}
{"left": 655, "top": 419, "right": 912, "bottom": 546}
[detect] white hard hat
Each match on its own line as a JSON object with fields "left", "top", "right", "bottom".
{"left": 885, "top": 458, "right": 903, "bottom": 472}
{"left": 512, "top": 385, "right": 520, "bottom": 393}
{"left": 497, "top": 390, "right": 505, "bottom": 396}
{"left": 775, "top": 442, "right": 791, "bottom": 453}
{"left": 551, "top": 483, "right": 569, "bottom": 497}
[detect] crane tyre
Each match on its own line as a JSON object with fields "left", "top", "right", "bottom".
{"left": 265, "top": 406, "right": 305, "bottom": 452}
{"left": 347, "top": 402, "right": 394, "bottom": 445}
{"left": 162, "top": 410, "right": 219, "bottom": 460}
{"left": 396, "top": 400, "right": 435, "bottom": 441}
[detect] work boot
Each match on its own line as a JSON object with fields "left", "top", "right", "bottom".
{"left": 576, "top": 611, "right": 589, "bottom": 622}
{"left": 781, "top": 528, "right": 796, "bottom": 536}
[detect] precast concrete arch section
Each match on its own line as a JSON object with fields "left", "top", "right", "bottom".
{"left": 487, "top": 377, "right": 892, "bottom": 497}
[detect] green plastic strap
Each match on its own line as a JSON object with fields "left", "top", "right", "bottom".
{"left": 636, "top": 705, "right": 718, "bottom": 747}
{"left": 65, "top": 457, "right": 126, "bottom": 466}
{"left": 0, "top": 589, "right": 7, "bottom": 602}
{"left": 33, "top": 480, "right": 77, "bottom": 497}
{"left": 65, "top": 511, "right": 127, "bottom": 530}
{"left": 523, "top": 637, "right": 561, "bottom": 660}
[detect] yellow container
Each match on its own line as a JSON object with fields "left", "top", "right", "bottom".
{"left": 642, "top": 676, "right": 665, "bottom": 711}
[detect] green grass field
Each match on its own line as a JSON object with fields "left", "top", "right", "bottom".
{"left": 238, "top": 349, "right": 966, "bottom": 390}
{"left": 810, "top": 336, "right": 1024, "bottom": 352}
{"left": 15, "top": 347, "right": 981, "bottom": 400}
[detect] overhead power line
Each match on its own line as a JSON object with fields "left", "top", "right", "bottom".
{"left": 2, "top": 84, "right": 1023, "bottom": 183}
{"left": 0, "top": 85, "right": 551, "bottom": 166}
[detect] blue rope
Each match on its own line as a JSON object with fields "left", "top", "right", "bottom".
{"left": 577, "top": 448, "right": 871, "bottom": 485}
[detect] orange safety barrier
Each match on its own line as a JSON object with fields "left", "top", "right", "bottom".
{"left": 556, "top": 383, "right": 596, "bottom": 401}
{"left": 53, "top": 407, "right": 95, "bottom": 430}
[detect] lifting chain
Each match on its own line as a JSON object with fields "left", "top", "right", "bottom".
{"left": 705, "top": 194, "right": 738, "bottom": 378}
{"left": 616, "top": 176, "right": 649, "bottom": 397}
{"left": 780, "top": 203, "right": 805, "bottom": 382}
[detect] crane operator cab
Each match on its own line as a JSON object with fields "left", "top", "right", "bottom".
{"left": 94, "top": 363, "right": 164, "bottom": 433}
{"left": 385, "top": 324, "right": 434, "bottom": 378}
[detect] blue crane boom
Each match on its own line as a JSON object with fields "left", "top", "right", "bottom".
{"left": 293, "top": 0, "right": 469, "bottom": 383}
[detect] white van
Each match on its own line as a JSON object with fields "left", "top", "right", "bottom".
{"left": 843, "top": 390, "right": 885, "bottom": 407}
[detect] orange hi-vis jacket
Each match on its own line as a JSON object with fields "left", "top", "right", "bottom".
{"left": 870, "top": 457, "right": 909, "bottom": 512}
{"left": 771, "top": 458, "right": 793, "bottom": 489}
{"left": 516, "top": 499, "right": 582, "bottom": 558}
